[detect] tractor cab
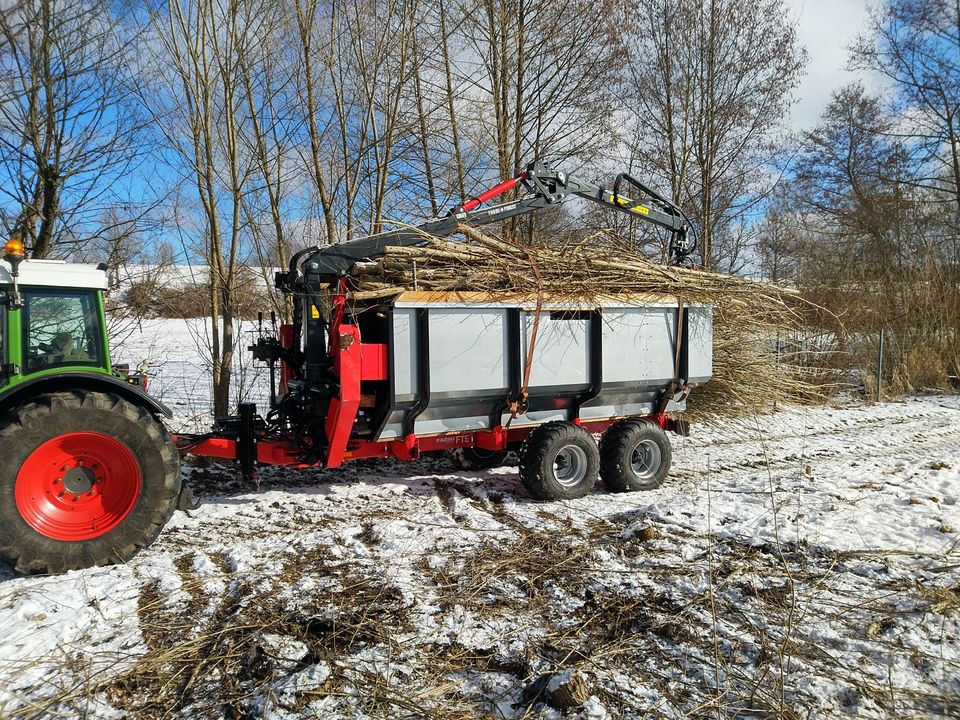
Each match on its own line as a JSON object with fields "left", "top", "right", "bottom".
{"left": 1, "top": 240, "right": 112, "bottom": 392}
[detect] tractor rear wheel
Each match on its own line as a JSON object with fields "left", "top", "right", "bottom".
{"left": 0, "top": 390, "right": 180, "bottom": 574}
{"left": 519, "top": 421, "right": 599, "bottom": 501}
{"left": 599, "top": 419, "right": 672, "bottom": 492}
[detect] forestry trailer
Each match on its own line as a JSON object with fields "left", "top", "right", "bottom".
{"left": 0, "top": 160, "right": 711, "bottom": 574}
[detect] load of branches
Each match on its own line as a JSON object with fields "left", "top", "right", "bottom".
{"left": 348, "top": 226, "right": 825, "bottom": 420}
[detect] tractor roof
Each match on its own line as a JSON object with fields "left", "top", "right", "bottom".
{"left": 0, "top": 259, "right": 109, "bottom": 290}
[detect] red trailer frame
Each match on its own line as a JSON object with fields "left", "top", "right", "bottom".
{"left": 176, "top": 277, "right": 682, "bottom": 471}
{"left": 175, "top": 163, "right": 695, "bottom": 475}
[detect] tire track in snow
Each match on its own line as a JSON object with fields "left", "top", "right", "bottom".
{"left": 672, "top": 406, "right": 960, "bottom": 483}
{"left": 688, "top": 400, "right": 959, "bottom": 449}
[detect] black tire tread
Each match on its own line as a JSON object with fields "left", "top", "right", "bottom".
{"left": 0, "top": 389, "right": 180, "bottom": 574}
{"left": 599, "top": 419, "right": 672, "bottom": 493}
{"left": 518, "top": 421, "right": 599, "bottom": 501}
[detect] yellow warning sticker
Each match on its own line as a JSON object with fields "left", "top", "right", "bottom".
{"left": 612, "top": 195, "right": 650, "bottom": 215}
{"left": 311, "top": 305, "right": 320, "bottom": 319}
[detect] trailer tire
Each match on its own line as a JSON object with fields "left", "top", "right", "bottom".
{"left": 451, "top": 446, "right": 509, "bottom": 471}
{"left": 0, "top": 390, "right": 181, "bottom": 574}
{"left": 599, "top": 419, "right": 671, "bottom": 492}
{"left": 519, "top": 421, "right": 599, "bottom": 501}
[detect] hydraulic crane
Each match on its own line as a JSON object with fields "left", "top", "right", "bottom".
{"left": 277, "top": 159, "right": 696, "bottom": 289}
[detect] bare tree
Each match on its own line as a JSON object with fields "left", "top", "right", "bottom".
{"left": 621, "top": 0, "right": 805, "bottom": 269}
{"left": 236, "top": 0, "right": 299, "bottom": 320}
{"left": 292, "top": 0, "right": 338, "bottom": 246}
{"left": 794, "top": 85, "right": 912, "bottom": 272}
{"left": 0, "top": 0, "right": 145, "bottom": 258}
{"left": 755, "top": 191, "right": 802, "bottom": 285}
{"left": 143, "top": 0, "right": 263, "bottom": 415}
{"left": 853, "top": 0, "right": 960, "bottom": 261}
{"left": 453, "top": 0, "right": 625, "bottom": 240}
{"left": 438, "top": 0, "right": 467, "bottom": 200}
{"left": 784, "top": 84, "right": 959, "bottom": 387}
{"left": 464, "top": 1, "right": 624, "bottom": 174}
{"left": 355, "top": 1, "right": 418, "bottom": 234}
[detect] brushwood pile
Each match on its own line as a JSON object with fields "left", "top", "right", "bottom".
{"left": 345, "top": 226, "right": 821, "bottom": 420}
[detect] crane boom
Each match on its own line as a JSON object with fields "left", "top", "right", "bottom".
{"left": 278, "top": 159, "right": 694, "bottom": 291}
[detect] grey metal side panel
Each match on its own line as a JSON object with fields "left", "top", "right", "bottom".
{"left": 498, "top": 408, "right": 570, "bottom": 427}
{"left": 427, "top": 308, "right": 509, "bottom": 393}
{"left": 388, "top": 307, "right": 513, "bottom": 437}
{"left": 521, "top": 313, "right": 589, "bottom": 388}
{"left": 414, "top": 308, "right": 511, "bottom": 435}
{"left": 393, "top": 308, "right": 417, "bottom": 400}
{"left": 383, "top": 310, "right": 416, "bottom": 439}
{"left": 687, "top": 305, "right": 713, "bottom": 383}
{"left": 580, "top": 403, "right": 652, "bottom": 420}
{"left": 414, "top": 414, "right": 492, "bottom": 435}
{"left": 602, "top": 307, "right": 677, "bottom": 385}
{"left": 580, "top": 303, "right": 709, "bottom": 421}
{"left": 579, "top": 399, "right": 686, "bottom": 420}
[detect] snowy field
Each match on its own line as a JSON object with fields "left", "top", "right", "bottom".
{"left": 106, "top": 317, "right": 273, "bottom": 432}
{"left": 0, "top": 321, "right": 958, "bottom": 719}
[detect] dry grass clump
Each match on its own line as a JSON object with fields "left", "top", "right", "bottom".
{"left": 349, "top": 226, "right": 827, "bottom": 419}
{"left": 891, "top": 345, "right": 953, "bottom": 395}
{"left": 846, "top": 337, "right": 952, "bottom": 400}
{"left": 427, "top": 527, "right": 596, "bottom": 612}
{"left": 90, "top": 561, "right": 473, "bottom": 720}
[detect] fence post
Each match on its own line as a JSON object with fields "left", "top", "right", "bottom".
{"left": 774, "top": 334, "right": 781, "bottom": 411}
{"left": 876, "top": 329, "right": 885, "bottom": 403}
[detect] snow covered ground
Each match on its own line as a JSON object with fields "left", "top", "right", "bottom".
{"left": 0, "top": 321, "right": 958, "bottom": 719}
{"left": 106, "top": 317, "right": 272, "bottom": 431}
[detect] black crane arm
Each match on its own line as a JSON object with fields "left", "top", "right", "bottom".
{"left": 455, "top": 160, "right": 693, "bottom": 258}
{"left": 280, "top": 160, "right": 694, "bottom": 290}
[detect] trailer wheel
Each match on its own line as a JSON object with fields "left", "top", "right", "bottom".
{"left": 0, "top": 390, "right": 181, "bottom": 574}
{"left": 451, "top": 446, "right": 509, "bottom": 471}
{"left": 519, "top": 421, "right": 599, "bottom": 500}
{"left": 599, "top": 420, "right": 672, "bottom": 492}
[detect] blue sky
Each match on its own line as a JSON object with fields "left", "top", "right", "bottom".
{"left": 788, "top": 0, "right": 874, "bottom": 129}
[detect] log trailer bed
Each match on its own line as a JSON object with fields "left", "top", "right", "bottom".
{"left": 179, "top": 290, "right": 712, "bottom": 478}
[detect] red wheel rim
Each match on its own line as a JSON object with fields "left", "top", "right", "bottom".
{"left": 15, "top": 432, "right": 142, "bottom": 541}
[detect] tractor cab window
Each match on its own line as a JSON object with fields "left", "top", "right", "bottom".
{"left": 22, "top": 289, "right": 103, "bottom": 372}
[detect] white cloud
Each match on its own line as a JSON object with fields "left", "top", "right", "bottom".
{"left": 788, "top": 0, "right": 876, "bottom": 130}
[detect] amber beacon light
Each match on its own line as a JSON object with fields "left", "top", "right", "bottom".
{"left": 4, "top": 235, "right": 26, "bottom": 307}
{"left": 3, "top": 237, "right": 24, "bottom": 261}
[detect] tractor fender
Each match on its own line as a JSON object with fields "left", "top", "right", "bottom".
{"left": 0, "top": 372, "right": 173, "bottom": 420}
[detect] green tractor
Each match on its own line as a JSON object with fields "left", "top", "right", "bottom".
{"left": 0, "top": 238, "right": 181, "bottom": 574}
